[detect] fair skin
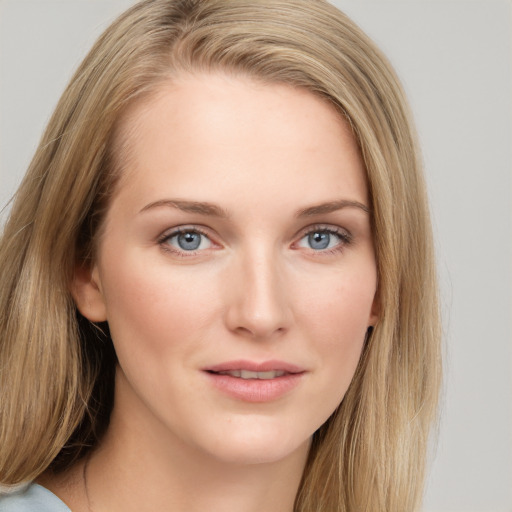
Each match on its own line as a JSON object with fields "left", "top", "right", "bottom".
{"left": 43, "top": 73, "right": 378, "bottom": 512}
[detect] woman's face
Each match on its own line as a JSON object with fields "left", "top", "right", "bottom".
{"left": 74, "top": 73, "right": 378, "bottom": 466}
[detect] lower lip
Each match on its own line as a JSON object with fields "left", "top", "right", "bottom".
{"left": 204, "top": 372, "right": 304, "bottom": 403}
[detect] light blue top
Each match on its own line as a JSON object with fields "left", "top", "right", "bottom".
{"left": 0, "top": 484, "right": 70, "bottom": 512}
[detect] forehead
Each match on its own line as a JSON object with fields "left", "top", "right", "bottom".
{"left": 108, "top": 72, "right": 367, "bottom": 212}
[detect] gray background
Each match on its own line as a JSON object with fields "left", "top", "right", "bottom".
{"left": 0, "top": 1, "right": 511, "bottom": 510}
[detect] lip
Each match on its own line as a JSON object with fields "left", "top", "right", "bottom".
{"left": 204, "top": 359, "right": 305, "bottom": 374}
{"left": 203, "top": 359, "right": 306, "bottom": 403}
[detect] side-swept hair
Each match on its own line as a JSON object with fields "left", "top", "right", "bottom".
{"left": 0, "top": 1, "right": 441, "bottom": 510}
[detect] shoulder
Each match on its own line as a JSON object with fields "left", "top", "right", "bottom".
{"left": 0, "top": 484, "right": 71, "bottom": 512}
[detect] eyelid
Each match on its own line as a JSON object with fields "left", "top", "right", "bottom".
{"left": 157, "top": 224, "right": 211, "bottom": 242}
{"left": 295, "top": 223, "right": 352, "bottom": 240}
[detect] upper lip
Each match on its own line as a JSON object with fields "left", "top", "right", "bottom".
{"left": 204, "top": 360, "right": 305, "bottom": 374}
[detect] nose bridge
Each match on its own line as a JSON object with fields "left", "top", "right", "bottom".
{"left": 226, "top": 242, "right": 291, "bottom": 338}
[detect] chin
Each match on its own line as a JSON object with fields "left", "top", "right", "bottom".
{"left": 193, "top": 420, "right": 312, "bottom": 466}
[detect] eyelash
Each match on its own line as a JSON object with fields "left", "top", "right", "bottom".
{"left": 158, "top": 226, "right": 214, "bottom": 257}
{"left": 157, "top": 224, "right": 352, "bottom": 257}
{"left": 295, "top": 224, "right": 352, "bottom": 255}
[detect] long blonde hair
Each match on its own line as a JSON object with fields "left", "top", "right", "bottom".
{"left": 0, "top": 1, "right": 441, "bottom": 509}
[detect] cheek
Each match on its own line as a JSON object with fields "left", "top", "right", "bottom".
{"left": 297, "top": 269, "right": 375, "bottom": 393}
{"left": 98, "top": 253, "right": 220, "bottom": 362}
{"left": 299, "top": 266, "right": 376, "bottom": 339}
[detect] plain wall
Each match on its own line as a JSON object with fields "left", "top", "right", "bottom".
{"left": 1, "top": 1, "right": 511, "bottom": 510}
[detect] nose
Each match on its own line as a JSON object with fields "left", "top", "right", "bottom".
{"left": 224, "top": 249, "right": 293, "bottom": 340}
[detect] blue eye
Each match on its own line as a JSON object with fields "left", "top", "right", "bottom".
{"left": 308, "top": 232, "right": 332, "bottom": 250}
{"left": 165, "top": 230, "right": 212, "bottom": 252}
{"left": 297, "top": 228, "right": 348, "bottom": 251}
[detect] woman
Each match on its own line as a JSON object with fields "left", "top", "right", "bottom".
{"left": 0, "top": 0, "right": 441, "bottom": 510}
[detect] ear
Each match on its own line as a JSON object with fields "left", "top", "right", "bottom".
{"left": 70, "top": 263, "right": 107, "bottom": 322}
{"left": 368, "top": 290, "right": 381, "bottom": 327}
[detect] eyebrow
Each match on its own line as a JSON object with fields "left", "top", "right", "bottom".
{"left": 296, "top": 199, "right": 370, "bottom": 217}
{"left": 139, "top": 198, "right": 369, "bottom": 218}
{"left": 139, "top": 199, "right": 229, "bottom": 218}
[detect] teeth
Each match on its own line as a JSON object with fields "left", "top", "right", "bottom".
{"left": 241, "top": 370, "right": 259, "bottom": 379}
{"left": 219, "top": 370, "right": 241, "bottom": 377}
{"left": 218, "top": 370, "right": 286, "bottom": 379}
{"left": 251, "top": 370, "right": 285, "bottom": 380}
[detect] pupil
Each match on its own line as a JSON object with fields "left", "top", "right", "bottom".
{"left": 178, "top": 232, "right": 201, "bottom": 250}
{"left": 309, "top": 232, "right": 330, "bottom": 250}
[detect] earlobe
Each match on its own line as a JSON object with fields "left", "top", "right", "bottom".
{"left": 70, "top": 264, "right": 107, "bottom": 322}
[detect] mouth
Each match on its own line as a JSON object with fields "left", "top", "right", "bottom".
{"left": 204, "top": 360, "right": 304, "bottom": 378}
{"left": 208, "top": 369, "right": 288, "bottom": 380}
{"left": 203, "top": 360, "right": 305, "bottom": 402}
